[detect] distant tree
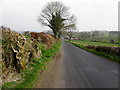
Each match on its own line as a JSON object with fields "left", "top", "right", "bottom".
{"left": 37, "top": 1, "right": 76, "bottom": 38}
{"left": 23, "top": 31, "right": 30, "bottom": 36}
{"left": 109, "top": 31, "right": 118, "bottom": 43}
{"left": 92, "top": 31, "right": 100, "bottom": 42}
{"left": 67, "top": 29, "right": 74, "bottom": 41}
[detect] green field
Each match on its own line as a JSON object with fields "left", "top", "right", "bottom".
{"left": 71, "top": 40, "right": 119, "bottom": 47}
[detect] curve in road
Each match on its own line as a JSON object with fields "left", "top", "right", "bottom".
{"left": 36, "top": 40, "right": 119, "bottom": 88}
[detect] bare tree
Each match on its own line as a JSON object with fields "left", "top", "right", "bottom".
{"left": 67, "top": 29, "right": 74, "bottom": 41}
{"left": 37, "top": 1, "right": 76, "bottom": 38}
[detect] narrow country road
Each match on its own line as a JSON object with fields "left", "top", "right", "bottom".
{"left": 36, "top": 39, "right": 119, "bottom": 88}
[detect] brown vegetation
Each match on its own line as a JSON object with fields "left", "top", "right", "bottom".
{"left": 30, "top": 32, "right": 56, "bottom": 48}
{"left": 84, "top": 45, "right": 120, "bottom": 56}
{"left": 1, "top": 27, "right": 57, "bottom": 85}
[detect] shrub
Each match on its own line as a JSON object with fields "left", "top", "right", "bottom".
{"left": 30, "top": 32, "right": 56, "bottom": 48}
{"left": 85, "top": 45, "right": 120, "bottom": 56}
{"left": 2, "top": 28, "right": 42, "bottom": 73}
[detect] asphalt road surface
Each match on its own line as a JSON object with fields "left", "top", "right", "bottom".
{"left": 37, "top": 39, "right": 119, "bottom": 88}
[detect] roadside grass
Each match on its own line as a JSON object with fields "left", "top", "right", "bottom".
{"left": 2, "top": 41, "right": 61, "bottom": 88}
{"left": 70, "top": 42, "right": 120, "bottom": 63}
{"left": 71, "top": 40, "right": 119, "bottom": 47}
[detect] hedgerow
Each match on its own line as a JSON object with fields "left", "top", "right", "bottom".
{"left": 70, "top": 42, "right": 120, "bottom": 63}
{"left": 1, "top": 26, "right": 61, "bottom": 87}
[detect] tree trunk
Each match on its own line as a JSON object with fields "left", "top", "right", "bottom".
{"left": 58, "top": 31, "right": 61, "bottom": 38}
{"left": 53, "top": 29, "right": 57, "bottom": 38}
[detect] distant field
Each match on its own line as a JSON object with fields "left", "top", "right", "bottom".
{"left": 71, "top": 40, "right": 119, "bottom": 47}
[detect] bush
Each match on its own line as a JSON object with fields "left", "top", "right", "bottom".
{"left": 2, "top": 28, "right": 29, "bottom": 72}
{"left": 30, "top": 32, "right": 56, "bottom": 48}
{"left": 85, "top": 45, "right": 120, "bottom": 56}
{"left": 1, "top": 27, "right": 42, "bottom": 84}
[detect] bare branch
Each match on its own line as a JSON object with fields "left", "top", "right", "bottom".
{"left": 37, "top": 1, "right": 77, "bottom": 38}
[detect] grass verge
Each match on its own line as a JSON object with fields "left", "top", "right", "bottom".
{"left": 2, "top": 41, "right": 61, "bottom": 88}
{"left": 69, "top": 42, "right": 120, "bottom": 63}
{"left": 71, "top": 40, "right": 119, "bottom": 47}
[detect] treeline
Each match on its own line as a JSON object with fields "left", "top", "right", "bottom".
{"left": 71, "top": 30, "right": 119, "bottom": 44}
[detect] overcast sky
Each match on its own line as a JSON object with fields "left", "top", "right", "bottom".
{"left": 0, "top": 0, "right": 119, "bottom": 32}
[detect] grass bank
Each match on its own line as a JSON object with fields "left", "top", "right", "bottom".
{"left": 71, "top": 40, "right": 119, "bottom": 47}
{"left": 2, "top": 41, "right": 61, "bottom": 88}
{"left": 69, "top": 41, "right": 120, "bottom": 63}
